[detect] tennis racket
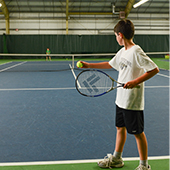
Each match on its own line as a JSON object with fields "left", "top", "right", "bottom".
{"left": 75, "top": 69, "right": 139, "bottom": 97}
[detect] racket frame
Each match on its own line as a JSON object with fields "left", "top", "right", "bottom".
{"left": 75, "top": 69, "right": 124, "bottom": 97}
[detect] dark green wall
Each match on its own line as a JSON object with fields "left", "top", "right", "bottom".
{"left": 0, "top": 34, "right": 169, "bottom": 54}
{"left": 133, "top": 35, "right": 169, "bottom": 53}
{"left": 0, "top": 35, "right": 3, "bottom": 53}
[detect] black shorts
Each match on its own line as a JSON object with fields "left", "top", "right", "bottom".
{"left": 116, "top": 105, "right": 144, "bottom": 134}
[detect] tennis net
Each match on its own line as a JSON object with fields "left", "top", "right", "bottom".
{"left": 0, "top": 53, "right": 115, "bottom": 72}
{"left": 0, "top": 52, "right": 169, "bottom": 72}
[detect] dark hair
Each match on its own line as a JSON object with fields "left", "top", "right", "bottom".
{"left": 114, "top": 19, "right": 135, "bottom": 40}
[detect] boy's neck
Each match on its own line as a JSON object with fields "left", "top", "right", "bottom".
{"left": 124, "top": 39, "right": 135, "bottom": 50}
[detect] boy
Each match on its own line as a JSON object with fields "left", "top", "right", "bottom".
{"left": 80, "top": 19, "right": 159, "bottom": 170}
{"left": 46, "top": 48, "right": 51, "bottom": 61}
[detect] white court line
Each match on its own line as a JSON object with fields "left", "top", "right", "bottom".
{"left": 0, "top": 61, "right": 27, "bottom": 72}
{"left": 145, "top": 86, "right": 169, "bottom": 88}
{"left": 0, "top": 87, "right": 75, "bottom": 91}
{"left": 0, "top": 86, "right": 168, "bottom": 91}
{"left": 69, "top": 64, "right": 77, "bottom": 80}
{"left": 0, "top": 156, "right": 169, "bottom": 166}
{"left": 69, "top": 64, "right": 81, "bottom": 88}
{"left": 157, "top": 73, "right": 170, "bottom": 78}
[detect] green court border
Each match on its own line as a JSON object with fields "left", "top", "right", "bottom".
{"left": 151, "top": 58, "right": 169, "bottom": 70}
{"left": 0, "top": 159, "right": 169, "bottom": 170}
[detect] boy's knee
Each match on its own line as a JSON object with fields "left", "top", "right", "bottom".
{"left": 116, "top": 126, "right": 126, "bottom": 132}
{"left": 134, "top": 132, "right": 145, "bottom": 138}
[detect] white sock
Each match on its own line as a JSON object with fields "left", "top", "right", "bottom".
{"left": 140, "top": 160, "right": 148, "bottom": 167}
{"left": 113, "top": 151, "right": 122, "bottom": 159}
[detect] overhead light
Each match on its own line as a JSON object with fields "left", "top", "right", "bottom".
{"left": 133, "top": 0, "right": 149, "bottom": 8}
{"left": 111, "top": 4, "right": 119, "bottom": 14}
{"left": 112, "top": 4, "right": 116, "bottom": 13}
{"left": 0, "top": 3, "right": 2, "bottom": 7}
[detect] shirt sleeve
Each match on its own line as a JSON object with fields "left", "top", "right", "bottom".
{"left": 135, "top": 46, "right": 158, "bottom": 72}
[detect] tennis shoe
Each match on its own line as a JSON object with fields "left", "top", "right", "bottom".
{"left": 97, "top": 153, "right": 124, "bottom": 169}
{"left": 135, "top": 164, "right": 151, "bottom": 170}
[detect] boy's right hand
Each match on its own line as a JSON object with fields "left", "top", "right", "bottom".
{"left": 79, "top": 61, "right": 90, "bottom": 68}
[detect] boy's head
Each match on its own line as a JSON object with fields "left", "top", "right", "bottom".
{"left": 114, "top": 19, "right": 134, "bottom": 40}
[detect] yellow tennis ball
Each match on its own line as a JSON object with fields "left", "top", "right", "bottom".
{"left": 76, "top": 61, "right": 83, "bottom": 68}
{"left": 165, "top": 55, "right": 169, "bottom": 59}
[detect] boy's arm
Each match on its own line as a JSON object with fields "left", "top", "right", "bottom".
{"left": 124, "top": 67, "right": 159, "bottom": 89}
{"left": 80, "top": 61, "right": 112, "bottom": 69}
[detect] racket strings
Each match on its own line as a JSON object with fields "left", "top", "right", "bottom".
{"left": 76, "top": 70, "right": 112, "bottom": 96}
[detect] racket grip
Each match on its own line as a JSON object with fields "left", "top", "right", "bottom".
{"left": 122, "top": 84, "right": 140, "bottom": 88}
{"left": 135, "top": 85, "right": 140, "bottom": 88}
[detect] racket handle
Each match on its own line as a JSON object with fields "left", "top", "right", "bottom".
{"left": 122, "top": 84, "right": 140, "bottom": 88}
{"left": 135, "top": 85, "right": 140, "bottom": 88}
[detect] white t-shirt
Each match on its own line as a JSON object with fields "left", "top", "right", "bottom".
{"left": 109, "top": 45, "right": 158, "bottom": 110}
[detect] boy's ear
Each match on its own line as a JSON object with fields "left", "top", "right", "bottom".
{"left": 118, "top": 32, "right": 124, "bottom": 38}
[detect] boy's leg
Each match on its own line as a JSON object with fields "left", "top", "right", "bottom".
{"left": 97, "top": 127, "right": 126, "bottom": 168}
{"left": 113, "top": 106, "right": 127, "bottom": 159}
{"left": 97, "top": 106, "right": 126, "bottom": 169}
{"left": 134, "top": 132, "right": 148, "bottom": 167}
{"left": 114, "top": 126, "right": 126, "bottom": 154}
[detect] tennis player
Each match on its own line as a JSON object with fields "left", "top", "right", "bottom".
{"left": 80, "top": 19, "right": 159, "bottom": 170}
{"left": 46, "top": 48, "right": 51, "bottom": 61}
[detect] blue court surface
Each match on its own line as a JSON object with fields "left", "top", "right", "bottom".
{"left": 0, "top": 61, "right": 169, "bottom": 163}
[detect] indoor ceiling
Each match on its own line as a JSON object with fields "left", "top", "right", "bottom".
{"left": 0, "top": 0, "right": 169, "bottom": 20}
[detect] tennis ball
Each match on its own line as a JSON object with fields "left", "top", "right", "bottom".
{"left": 165, "top": 55, "right": 169, "bottom": 59}
{"left": 76, "top": 61, "right": 83, "bottom": 68}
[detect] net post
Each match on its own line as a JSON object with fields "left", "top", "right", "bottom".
{"left": 72, "top": 55, "right": 74, "bottom": 69}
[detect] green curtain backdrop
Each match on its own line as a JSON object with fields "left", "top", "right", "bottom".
{"left": 0, "top": 34, "right": 169, "bottom": 54}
